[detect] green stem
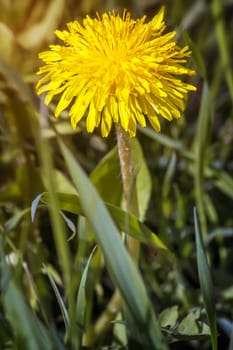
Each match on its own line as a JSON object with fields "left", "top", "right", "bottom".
{"left": 83, "top": 124, "right": 140, "bottom": 346}
{"left": 115, "top": 123, "right": 140, "bottom": 261}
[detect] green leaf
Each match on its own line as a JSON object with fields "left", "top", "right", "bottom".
{"left": 113, "top": 313, "right": 127, "bottom": 346}
{"left": 90, "top": 147, "right": 122, "bottom": 205}
{"left": 131, "top": 138, "right": 152, "bottom": 220}
{"left": 58, "top": 139, "right": 167, "bottom": 350}
{"left": 176, "top": 308, "right": 210, "bottom": 337}
{"left": 159, "top": 306, "right": 179, "bottom": 329}
{"left": 40, "top": 192, "right": 169, "bottom": 252}
{"left": 41, "top": 169, "right": 76, "bottom": 195}
{"left": 194, "top": 208, "right": 218, "bottom": 350}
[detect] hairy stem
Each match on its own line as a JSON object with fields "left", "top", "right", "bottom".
{"left": 115, "top": 124, "right": 140, "bottom": 261}
{"left": 83, "top": 124, "right": 140, "bottom": 346}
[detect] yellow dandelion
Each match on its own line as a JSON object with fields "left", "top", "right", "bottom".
{"left": 36, "top": 7, "right": 196, "bottom": 137}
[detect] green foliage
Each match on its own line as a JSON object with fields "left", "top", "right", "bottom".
{"left": 39, "top": 192, "right": 169, "bottom": 251}
{"left": 0, "top": 240, "right": 62, "bottom": 350}
{"left": 194, "top": 209, "right": 217, "bottom": 350}
{"left": 0, "top": 0, "right": 233, "bottom": 349}
{"left": 59, "top": 138, "right": 166, "bottom": 349}
{"left": 159, "top": 306, "right": 211, "bottom": 342}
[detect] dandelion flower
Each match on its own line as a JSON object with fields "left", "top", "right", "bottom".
{"left": 36, "top": 7, "right": 196, "bottom": 137}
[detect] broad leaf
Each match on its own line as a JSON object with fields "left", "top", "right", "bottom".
{"left": 40, "top": 192, "right": 169, "bottom": 252}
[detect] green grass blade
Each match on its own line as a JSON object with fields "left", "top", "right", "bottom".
{"left": 213, "top": 171, "right": 233, "bottom": 200}
{"left": 212, "top": 0, "right": 233, "bottom": 102}
{"left": 75, "top": 246, "right": 96, "bottom": 350}
{"left": 5, "top": 208, "right": 30, "bottom": 233}
{"left": 58, "top": 138, "right": 167, "bottom": 350}
{"left": 31, "top": 101, "right": 72, "bottom": 299}
{"left": 41, "top": 192, "right": 169, "bottom": 252}
{"left": 194, "top": 208, "right": 218, "bottom": 350}
{"left": 3, "top": 282, "right": 53, "bottom": 350}
{"left": 183, "top": 31, "right": 206, "bottom": 78}
{"left": 44, "top": 265, "right": 70, "bottom": 332}
{"left": 0, "top": 246, "right": 54, "bottom": 350}
{"left": 194, "top": 82, "right": 213, "bottom": 236}
{"left": 137, "top": 125, "right": 186, "bottom": 152}
{"left": 31, "top": 193, "right": 44, "bottom": 221}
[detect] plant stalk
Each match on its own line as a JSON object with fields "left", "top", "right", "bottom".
{"left": 83, "top": 124, "right": 140, "bottom": 346}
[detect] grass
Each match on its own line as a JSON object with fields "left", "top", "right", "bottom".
{"left": 0, "top": 0, "right": 233, "bottom": 349}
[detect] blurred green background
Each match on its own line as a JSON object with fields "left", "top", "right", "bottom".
{"left": 0, "top": 0, "right": 233, "bottom": 349}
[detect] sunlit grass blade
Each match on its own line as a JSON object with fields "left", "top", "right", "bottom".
{"left": 194, "top": 208, "right": 218, "bottom": 350}
{"left": 58, "top": 138, "right": 167, "bottom": 350}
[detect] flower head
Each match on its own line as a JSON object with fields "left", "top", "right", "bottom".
{"left": 36, "top": 7, "right": 196, "bottom": 137}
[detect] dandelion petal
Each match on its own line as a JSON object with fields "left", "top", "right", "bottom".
{"left": 36, "top": 8, "right": 196, "bottom": 137}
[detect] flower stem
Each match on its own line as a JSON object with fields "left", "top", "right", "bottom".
{"left": 83, "top": 124, "right": 140, "bottom": 346}
{"left": 115, "top": 123, "right": 140, "bottom": 261}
